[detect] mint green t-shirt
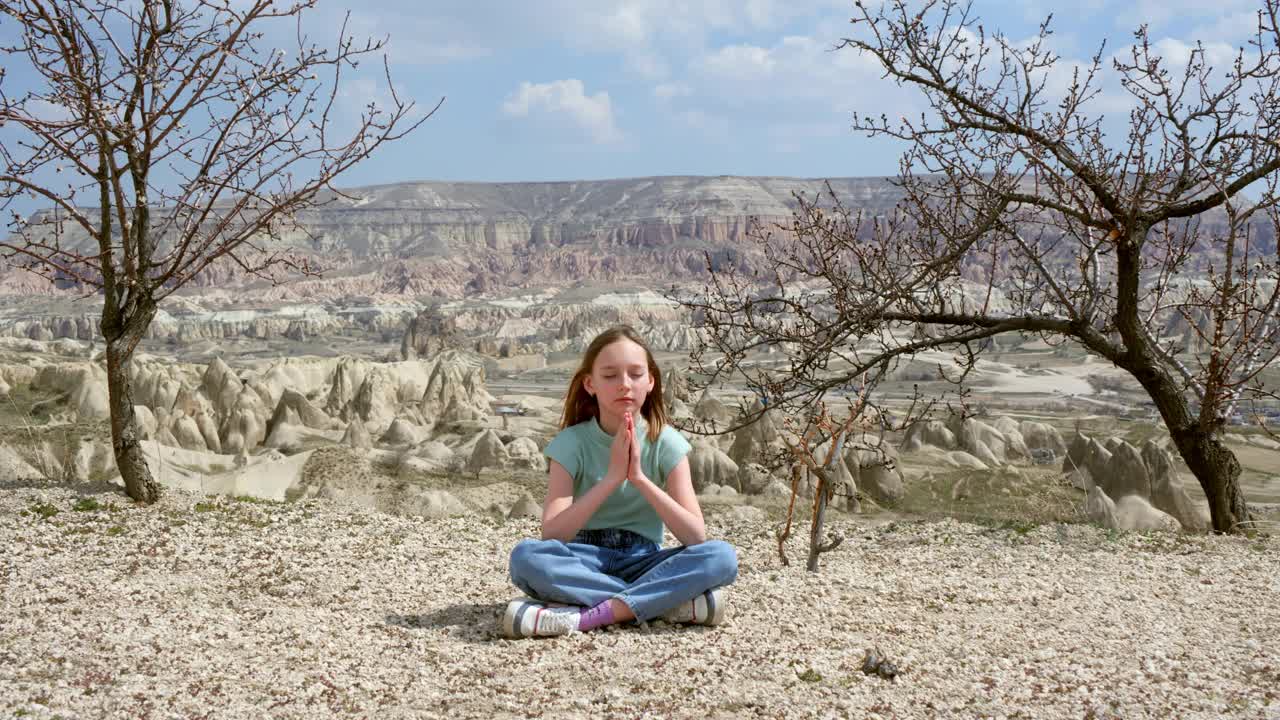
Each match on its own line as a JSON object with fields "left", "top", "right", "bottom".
{"left": 543, "top": 416, "right": 693, "bottom": 545}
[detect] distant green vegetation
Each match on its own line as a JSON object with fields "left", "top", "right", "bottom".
{"left": 25, "top": 502, "right": 59, "bottom": 519}
{"left": 894, "top": 466, "right": 1085, "bottom": 528}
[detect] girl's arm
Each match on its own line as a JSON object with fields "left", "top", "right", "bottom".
{"left": 540, "top": 459, "right": 625, "bottom": 542}
{"left": 628, "top": 458, "right": 706, "bottom": 546}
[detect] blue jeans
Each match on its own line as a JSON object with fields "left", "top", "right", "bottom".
{"left": 508, "top": 528, "right": 739, "bottom": 622}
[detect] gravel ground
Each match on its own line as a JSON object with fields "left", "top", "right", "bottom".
{"left": 2, "top": 481, "right": 1278, "bottom": 720}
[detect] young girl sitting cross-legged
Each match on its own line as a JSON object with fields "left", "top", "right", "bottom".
{"left": 503, "top": 325, "right": 738, "bottom": 638}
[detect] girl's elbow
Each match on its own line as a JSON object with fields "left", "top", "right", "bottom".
{"left": 541, "top": 523, "right": 575, "bottom": 543}
{"left": 684, "top": 528, "right": 708, "bottom": 545}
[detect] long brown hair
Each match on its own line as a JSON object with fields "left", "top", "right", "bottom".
{"left": 560, "top": 325, "right": 668, "bottom": 441}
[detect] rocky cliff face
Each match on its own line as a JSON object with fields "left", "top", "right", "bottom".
{"left": 8, "top": 174, "right": 1270, "bottom": 301}
{"left": 10, "top": 174, "right": 1256, "bottom": 354}
{"left": 4, "top": 175, "right": 905, "bottom": 299}
{"left": 0, "top": 175, "right": 906, "bottom": 348}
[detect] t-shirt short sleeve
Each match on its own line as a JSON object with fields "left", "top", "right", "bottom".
{"left": 656, "top": 427, "right": 693, "bottom": 483}
{"left": 544, "top": 428, "right": 580, "bottom": 479}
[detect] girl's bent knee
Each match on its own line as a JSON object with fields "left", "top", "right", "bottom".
{"left": 509, "top": 538, "right": 536, "bottom": 565}
{"left": 701, "top": 540, "right": 738, "bottom": 586}
{"left": 509, "top": 539, "right": 559, "bottom": 583}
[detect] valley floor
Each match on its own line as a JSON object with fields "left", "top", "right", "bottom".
{"left": 1, "top": 480, "right": 1278, "bottom": 720}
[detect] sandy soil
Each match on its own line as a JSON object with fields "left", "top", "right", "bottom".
{"left": 2, "top": 480, "right": 1278, "bottom": 720}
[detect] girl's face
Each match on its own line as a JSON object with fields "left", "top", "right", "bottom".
{"left": 583, "top": 338, "right": 655, "bottom": 421}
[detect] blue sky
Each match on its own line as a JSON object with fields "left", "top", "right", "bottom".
{"left": 315, "top": 0, "right": 1270, "bottom": 187}
{"left": 2, "top": 0, "right": 1273, "bottom": 212}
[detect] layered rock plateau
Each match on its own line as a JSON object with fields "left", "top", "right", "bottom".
{"left": 0, "top": 176, "right": 901, "bottom": 346}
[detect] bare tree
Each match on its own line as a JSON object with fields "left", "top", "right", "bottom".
{"left": 773, "top": 401, "right": 865, "bottom": 572}
{"left": 0, "top": 0, "right": 434, "bottom": 502}
{"left": 682, "top": 0, "right": 1280, "bottom": 534}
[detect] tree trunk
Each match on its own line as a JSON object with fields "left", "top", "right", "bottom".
{"left": 102, "top": 300, "right": 159, "bottom": 504}
{"left": 807, "top": 468, "right": 830, "bottom": 572}
{"left": 1129, "top": 359, "right": 1252, "bottom": 534}
{"left": 1168, "top": 428, "right": 1251, "bottom": 534}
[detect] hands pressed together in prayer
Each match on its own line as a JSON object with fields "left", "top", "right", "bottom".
{"left": 606, "top": 411, "right": 645, "bottom": 487}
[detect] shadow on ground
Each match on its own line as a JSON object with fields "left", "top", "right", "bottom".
{"left": 388, "top": 602, "right": 508, "bottom": 643}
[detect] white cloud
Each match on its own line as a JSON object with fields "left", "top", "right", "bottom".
{"left": 339, "top": 75, "right": 420, "bottom": 116}
{"left": 690, "top": 32, "right": 889, "bottom": 111}
{"left": 653, "top": 82, "right": 694, "bottom": 100}
{"left": 1150, "top": 38, "right": 1242, "bottom": 71}
{"left": 625, "top": 51, "right": 670, "bottom": 80}
{"left": 338, "top": 1, "right": 848, "bottom": 69}
{"left": 1110, "top": 0, "right": 1258, "bottom": 33}
{"left": 565, "top": 0, "right": 846, "bottom": 52}
{"left": 502, "top": 79, "right": 622, "bottom": 144}
{"left": 1190, "top": 10, "right": 1265, "bottom": 46}
{"left": 326, "top": 10, "right": 491, "bottom": 66}
{"left": 697, "top": 44, "right": 779, "bottom": 78}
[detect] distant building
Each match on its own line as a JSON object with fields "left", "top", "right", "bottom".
{"left": 491, "top": 403, "right": 526, "bottom": 416}
{"left": 490, "top": 402, "right": 526, "bottom": 429}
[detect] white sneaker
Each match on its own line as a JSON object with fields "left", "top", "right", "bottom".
{"left": 661, "top": 588, "right": 726, "bottom": 626}
{"left": 502, "top": 598, "right": 582, "bottom": 638}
